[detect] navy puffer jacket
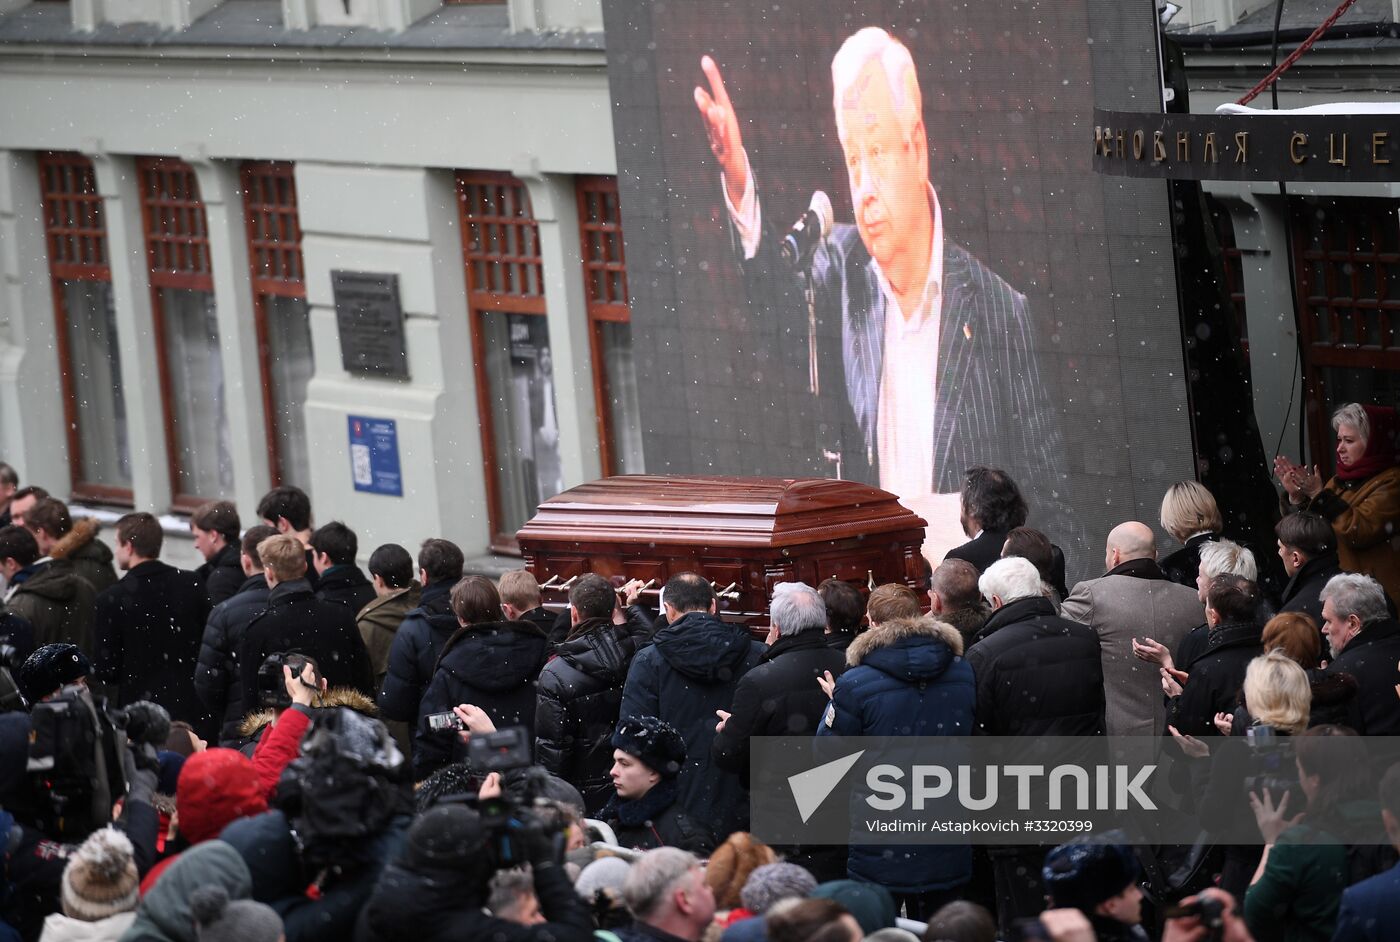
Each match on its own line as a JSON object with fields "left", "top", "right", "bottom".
{"left": 413, "top": 620, "right": 551, "bottom": 779}
{"left": 376, "top": 582, "right": 458, "bottom": 723}
{"left": 817, "top": 615, "right": 976, "bottom": 893}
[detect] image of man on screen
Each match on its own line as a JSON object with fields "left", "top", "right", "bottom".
{"left": 694, "top": 26, "right": 1073, "bottom": 561}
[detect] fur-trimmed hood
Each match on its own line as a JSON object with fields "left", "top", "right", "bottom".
{"left": 238, "top": 685, "right": 379, "bottom": 738}
{"left": 846, "top": 615, "right": 964, "bottom": 684}
{"left": 48, "top": 516, "right": 104, "bottom": 562}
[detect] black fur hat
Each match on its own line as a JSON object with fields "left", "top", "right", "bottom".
{"left": 18, "top": 643, "right": 90, "bottom": 704}
{"left": 611, "top": 715, "right": 686, "bottom": 779}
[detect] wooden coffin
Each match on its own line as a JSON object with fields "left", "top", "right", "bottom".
{"left": 517, "top": 475, "right": 927, "bottom": 627}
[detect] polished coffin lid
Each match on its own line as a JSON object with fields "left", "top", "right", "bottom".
{"left": 516, "top": 475, "right": 927, "bottom": 550}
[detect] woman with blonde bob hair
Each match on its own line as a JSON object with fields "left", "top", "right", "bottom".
{"left": 1197, "top": 651, "right": 1315, "bottom": 899}
{"left": 1240, "top": 650, "right": 1311, "bottom": 735}
{"left": 1276, "top": 401, "right": 1400, "bottom": 601}
{"left": 1159, "top": 481, "right": 1224, "bottom": 587}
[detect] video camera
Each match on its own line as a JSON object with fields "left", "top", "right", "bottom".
{"left": 256, "top": 651, "right": 322, "bottom": 710}
{"left": 1163, "top": 894, "right": 1228, "bottom": 941}
{"left": 26, "top": 687, "right": 170, "bottom": 841}
{"left": 468, "top": 726, "right": 567, "bottom": 872}
{"left": 1240, "top": 725, "right": 1299, "bottom": 805}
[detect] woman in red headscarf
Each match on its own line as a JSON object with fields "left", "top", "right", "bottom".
{"left": 1276, "top": 402, "right": 1400, "bottom": 600}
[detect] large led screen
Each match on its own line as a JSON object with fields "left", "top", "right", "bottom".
{"left": 603, "top": 0, "right": 1197, "bottom": 575}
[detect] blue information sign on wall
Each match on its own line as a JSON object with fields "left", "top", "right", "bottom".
{"left": 347, "top": 415, "right": 403, "bottom": 497}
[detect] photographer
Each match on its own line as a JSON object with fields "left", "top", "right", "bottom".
{"left": 220, "top": 706, "right": 411, "bottom": 942}
{"left": 1161, "top": 888, "right": 1255, "bottom": 942}
{"left": 1, "top": 647, "right": 163, "bottom": 938}
{"left": 248, "top": 659, "right": 328, "bottom": 799}
{"left": 1244, "top": 726, "right": 1380, "bottom": 942}
{"left": 413, "top": 576, "right": 550, "bottom": 779}
{"left": 236, "top": 534, "right": 374, "bottom": 717}
{"left": 1188, "top": 650, "right": 1311, "bottom": 900}
{"left": 357, "top": 786, "right": 594, "bottom": 942}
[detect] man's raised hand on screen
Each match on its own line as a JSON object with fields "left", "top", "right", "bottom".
{"left": 694, "top": 55, "right": 749, "bottom": 207}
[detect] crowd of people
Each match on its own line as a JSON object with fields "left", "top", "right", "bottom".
{"left": 0, "top": 400, "right": 1399, "bottom": 942}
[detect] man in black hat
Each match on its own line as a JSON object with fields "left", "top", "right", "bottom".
{"left": 600, "top": 716, "right": 714, "bottom": 855}
{"left": 17, "top": 642, "right": 91, "bottom": 705}
{"left": 1040, "top": 840, "right": 1147, "bottom": 942}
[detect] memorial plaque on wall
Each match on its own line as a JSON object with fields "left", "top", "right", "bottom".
{"left": 331, "top": 270, "right": 409, "bottom": 379}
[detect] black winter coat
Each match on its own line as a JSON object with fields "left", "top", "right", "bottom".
{"left": 1322, "top": 617, "right": 1400, "bottom": 735}
{"left": 518, "top": 605, "right": 566, "bottom": 645}
{"left": 94, "top": 560, "right": 212, "bottom": 730}
{"left": 965, "top": 595, "right": 1105, "bottom": 737}
{"left": 237, "top": 579, "right": 375, "bottom": 716}
{"left": 315, "top": 564, "right": 377, "bottom": 613}
{"left": 222, "top": 809, "right": 407, "bottom": 942}
{"left": 414, "top": 620, "right": 551, "bottom": 779}
{"left": 712, "top": 630, "right": 847, "bottom": 781}
{"left": 0, "top": 605, "right": 34, "bottom": 664}
{"left": 947, "top": 531, "right": 1069, "bottom": 598}
{"left": 1277, "top": 553, "right": 1341, "bottom": 638}
{"left": 193, "top": 573, "right": 272, "bottom": 742}
{"left": 1167, "top": 621, "right": 1263, "bottom": 738}
{"left": 1161, "top": 532, "right": 1219, "bottom": 588}
{"left": 1175, "top": 622, "right": 1210, "bottom": 672}
{"left": 196, "top": 543, "right": 245, "bottom": 607}
{"left": 619, "top": 611, "right": 764, "bottom": 838}
{"left": 945, "top": 529, "right": 1009, "bottom": 574}
{"left": 377, "top": 581, "right": 458, "bottom": 723}
{"left": 5, "top": 560, "right": 96, "bottom": 656}
{"left": 826, "top": 629, "right": 859, "bottom": 653}
{"left": 535, "top": 616, "right": 641, "bottom": 813}
{"left": 358, "top": 857, "right": 594, "bottom": 942}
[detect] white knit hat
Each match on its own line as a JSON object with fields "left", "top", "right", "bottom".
{"left": 60, "top": 827, "right": 140, "bottom": 921}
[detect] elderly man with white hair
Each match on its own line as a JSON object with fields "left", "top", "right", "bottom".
{"left": 968, "top": 556, "right": 1105, "bottom": 739}
{"left": 1134, "top": 538, "right": 1259, "bottom": 677}
{"left": 712, "top": 581, "right": 847, "bottom": 781}
{"left": 1319, "top": 572, "right": 1400, "bottom": 735}
{"left": 1061, "top": 521, "right": 1204, "bottom": 738}
{"left": 694, "top": 26, "right": 1073, "bottom": 562}
{"left": 966, "top": 556, "right": 1105, "bottom": 929}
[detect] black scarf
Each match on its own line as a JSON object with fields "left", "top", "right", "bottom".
{"left": 1105, "top": 557, "right": 1166, "bottom": 581}
{"left": 600, "top": 778, "right": 678, "bottom": 827}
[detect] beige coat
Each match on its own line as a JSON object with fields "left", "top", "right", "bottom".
{"left": 1061, "top": 567, "right": 1204, "bottom": 738}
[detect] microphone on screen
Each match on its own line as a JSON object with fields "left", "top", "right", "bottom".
{"left": 781, "top": 190, "right": 834, "bottom": 269}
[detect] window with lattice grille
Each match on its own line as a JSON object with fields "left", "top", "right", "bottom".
{"left": 577, "top": 175, "right": 643, "bottom": 476}
{"left": 138, "top": 158, "right": 231, "bottom": 505}
{"left": 1291, "top": 196, "right": 1400, "bottom": 469}
{"left": 457, "top": 171, "right": 560, "bottom": 550}
{"left": 38, "top": 152, "right": 131, "bottom": 500}
{"left": 242, "top": 161, "right": 312, "bottom": 490}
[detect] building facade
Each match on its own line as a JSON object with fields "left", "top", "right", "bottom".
{"left": 0, "top": 0, "right": 633, "bottom": 564}
{"left": 2, "top": 0, "right": 1397, "bottom": 566}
